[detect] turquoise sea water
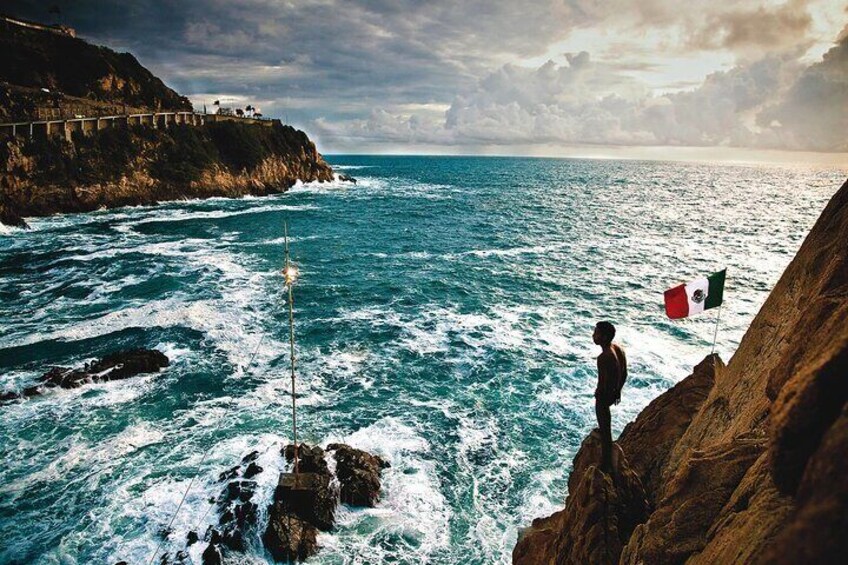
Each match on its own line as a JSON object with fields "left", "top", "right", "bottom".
{"left": 0, "top": 156, "right": 845, "bottom": 564}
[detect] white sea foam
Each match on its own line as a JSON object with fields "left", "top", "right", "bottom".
{"left": 318, "top": 418, "right": 451, "bottom": 563}
{"left": 332, "top": 165, "right": 373, "bottom": 170}
{"left": 121, "top": 202, "right": 317, "bottom": 227}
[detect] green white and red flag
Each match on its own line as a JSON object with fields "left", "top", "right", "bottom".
{"left": 664, "top": 269, "right": 726, "bottom": 319}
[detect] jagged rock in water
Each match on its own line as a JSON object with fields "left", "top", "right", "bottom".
{"left": 338, "top": 173, "right": 357, "bottom": 184}
{"left": 244, "top": 462, "right": 263, "bottom": 479}
{"left": 263, "top": 443, "right": 388, "bottom": 561}
{"left": 201, "top": 541, "right": 223, "bottom": 565}
{"left": 218, "top": 465, "right": 240, "bottom": 482}
{"left": 216, "top": 479, "right": 259, "bottom": 551}
{"left": 326, "top": 443, "right": 390, "bottom": 507}
{"left": 0, "top": 204, "right": 28, "bottom": 228}
{"left": 283, "top": 443, "right": 330, "bottom": 474}
{"left": 513, "top": 433, "right": 648, "bottom": 565}
{"left": 1, "top": 348, "right": 169, "bottom": 402}
{"left": 193, "top": 453, "right": 267, "bottom": 561}
{"left": 280, "top": 443, "right": 337, "bottom": 530}
{"left": 263, "top": 505, "right": 318, "bottom": 562}
{"left": 242, "top": 450, "right": 260, "bottom": 464}
{"left": 263, "top": 444, "right": 334, "bottom": 562}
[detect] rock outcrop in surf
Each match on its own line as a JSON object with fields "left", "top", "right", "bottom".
{"left": 264, "top": 443, "right": 389, "bottom": 562}
{"left": 0, "top": 348, "right": 169, "bottom": 403}
{"left": 513, "top": 177, "right": 848, "bottom": 564}
{"left": 145, "top": 443, "right": 388, "bottom": 564}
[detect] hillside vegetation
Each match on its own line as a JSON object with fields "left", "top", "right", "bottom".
{"left": 0, "top": 19, "right": 190, "bottom": 120}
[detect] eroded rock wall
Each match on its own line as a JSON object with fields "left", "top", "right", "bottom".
{"left": 0, "top": 121, "right": 335, "bottom": 225}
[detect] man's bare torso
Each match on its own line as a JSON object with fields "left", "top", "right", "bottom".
{"left": 596, "top": 343, "right": 627, "bottom": 404}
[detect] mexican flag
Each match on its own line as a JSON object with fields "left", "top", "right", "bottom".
{"left": 664, "top": 269, "right": 726, "bottom": 319}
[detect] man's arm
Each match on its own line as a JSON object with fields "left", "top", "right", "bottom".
{"left": 618, "top": 346, "right": 627, "bottom": 383}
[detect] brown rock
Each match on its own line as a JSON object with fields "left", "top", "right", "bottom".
{"left": 283, "top": 443, "right": 330, "bottom": 475}
{"left": 618, "top": 354, "right": 721, "bottom": 503}
{"left": 327, "top": 443, "right": 389, "bottom": 507}
{"left": 262, "top": 503, "right": 319, "bottom": 562}
{"left": 760, "top": 405, "right": 848, "bottom": 564}
{"left": 769, "top": 347, "right": 848, "bottom": 495}
{"left": 691, "top": 453, "right": 792, "bottom": 564}
{"left": 620, "top": 435, "right": 765, "bottom": 564}
{"left": 280, "top": 444, "right": 337, "bottom": 530}
{"left": 513, "top": 438, "right": 648, "bottom": 565}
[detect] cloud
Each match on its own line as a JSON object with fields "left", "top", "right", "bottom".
{"left": 687, "top": 0, "right": 814, "bottom": 56}
{"left": 4, "top": 0, "right": 846, "bottom": 153}
{"left": 314, "top": 38, "right": 844, "bottom": 152}
{"left": 759, "top": 31, "right": 848, "bottom": 151}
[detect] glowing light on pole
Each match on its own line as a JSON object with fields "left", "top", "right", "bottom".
{"left": 283, "top": 222, "right": 300, "bottom": 474}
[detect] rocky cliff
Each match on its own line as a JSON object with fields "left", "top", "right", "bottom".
{"left": 0, "top": 16, "right": 337, "bottom": 227}
{"left": 514, "top": 177, "right": 848, "bottom": 564}
{"left": 0, "top": 120, "right": 335, "bottom": 227}
{"left": 0, "top": 18, "right": 191, "bottom": 119}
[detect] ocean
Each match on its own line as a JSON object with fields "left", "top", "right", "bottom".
{"left": 0, "top": 156, "right": 844, "bottom": 564}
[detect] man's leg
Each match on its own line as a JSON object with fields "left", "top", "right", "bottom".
{"left": 595, "top": 399, "right": 612, "bottom": 472}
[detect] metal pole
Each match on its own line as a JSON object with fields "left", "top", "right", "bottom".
{"left": 711, "top": 303, "right": 722, "bottom": 356}
{"left": 284, "top": 222, "right": 299, "bottom": 475}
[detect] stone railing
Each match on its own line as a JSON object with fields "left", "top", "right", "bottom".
{"left": 0, "top": 111, "right": 275, "bottom": 141}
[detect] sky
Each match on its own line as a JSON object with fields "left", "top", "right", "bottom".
{"left": 7, "top": 0, "right": 848, "bottom": 162}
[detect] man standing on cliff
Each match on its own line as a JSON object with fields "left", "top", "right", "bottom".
{"left": 593, "top": 321, "right": 627, "bottom": 472}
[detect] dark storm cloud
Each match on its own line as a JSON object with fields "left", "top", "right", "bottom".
{"left": 6, "top": 1, "right": 580, "bottom": 101}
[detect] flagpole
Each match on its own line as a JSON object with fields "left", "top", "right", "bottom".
{"left": 710, "top": 303, "right": 722, "bottom": 356}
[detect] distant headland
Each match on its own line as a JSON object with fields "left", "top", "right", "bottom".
{"left": 0, "top": 15, "right": 344, "bottom": 228}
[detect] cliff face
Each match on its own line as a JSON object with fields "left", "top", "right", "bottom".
{"left": 514, "top": 177, "right": 848, "bottom": 564}
{"left": 0, "top": 121, "right": 334, "bottom": 225}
